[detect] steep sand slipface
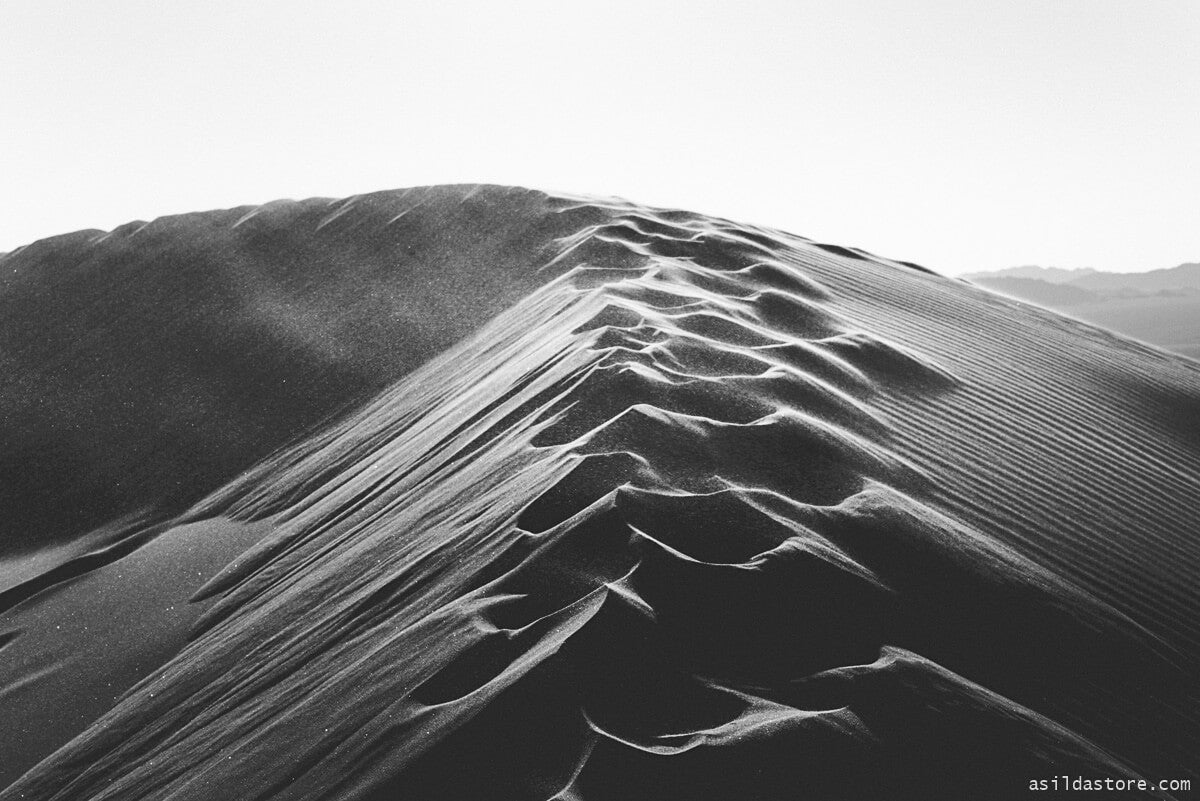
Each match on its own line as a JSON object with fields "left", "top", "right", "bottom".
{"left": 0, "top": 186, "right": 611, "bottom": 562}
{"left": 1, "top": 187, "right": 1198, "bottom": 799}
{"left": 0, "top": 516, "right": 270, "bottom": 785}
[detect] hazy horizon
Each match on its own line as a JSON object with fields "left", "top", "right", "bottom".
{"left": 4, "top": 1, "right": 1198, "bottom": 275}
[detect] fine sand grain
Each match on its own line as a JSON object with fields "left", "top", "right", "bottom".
{"left": 2, "top": 186, "right": 1197, "bottom": 799}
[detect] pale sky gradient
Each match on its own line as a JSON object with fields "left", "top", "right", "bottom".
{"left": 3, "top": 1, "right": 1198, "bottom": 274}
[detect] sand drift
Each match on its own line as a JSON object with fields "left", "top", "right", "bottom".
{"left": 1, "top": 186, "right": 1198, "bottom": 799}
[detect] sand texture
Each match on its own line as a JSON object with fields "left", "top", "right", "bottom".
{"left": 1, "top": 186, "right": 1197, "bottom": 799}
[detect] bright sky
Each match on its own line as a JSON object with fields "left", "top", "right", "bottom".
{"left": 4, "top": 1, "right": 1198, "bottom": 274}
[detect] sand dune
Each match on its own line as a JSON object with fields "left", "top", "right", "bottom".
{"left": 0, "top": 186, "right": 610, "bottom": 563}
{"left": 2, "top": 186, "right": 1198, "bottom": 798}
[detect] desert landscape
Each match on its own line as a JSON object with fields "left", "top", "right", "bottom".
{"left": 966, "top": 264, "right": 1200, "bottom": 359}
{"left": 0, "top": 185, "right": 1196, "bottom": 799}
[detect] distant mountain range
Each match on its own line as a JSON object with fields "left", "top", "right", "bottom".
{"left": 968, "top": 265, "right": 1101, "bottom": 285}
{"left": 964, "top": 263, "right": 1200, "bottom": 358}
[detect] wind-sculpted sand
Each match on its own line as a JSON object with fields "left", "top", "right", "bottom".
{"left": 1, "top": 186, "right": 1197, "bottom": 799}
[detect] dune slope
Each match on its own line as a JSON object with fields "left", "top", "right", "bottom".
{"left": 0, "top": 185, "right": 610, "bottom": 563}
{"left": 2, "top": 187, "right": 1198, "bottom": 799}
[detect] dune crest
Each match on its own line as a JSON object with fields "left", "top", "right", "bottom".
{"left": 2, "top": 187, "right": 1198, "bottom": 799}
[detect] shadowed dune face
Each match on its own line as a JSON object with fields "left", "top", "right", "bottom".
{"left": 2, "top": 186, "right": 1200, "bottom": 799}
{"left": 0, "top": 186, "right": 611, "bottom": 559}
